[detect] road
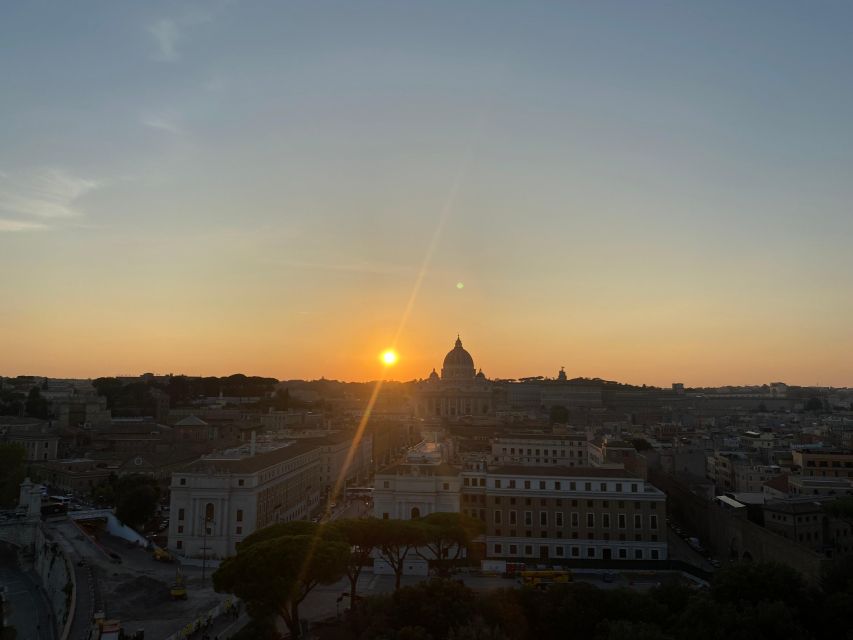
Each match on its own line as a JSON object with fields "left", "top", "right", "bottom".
{"left": 0, "top": 546, "right": 56, "bottom": 640}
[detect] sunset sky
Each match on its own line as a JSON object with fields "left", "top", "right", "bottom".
{"left": 1, "top": 1, "right": 851, "bottom": 386}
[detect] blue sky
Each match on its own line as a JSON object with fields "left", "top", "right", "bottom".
{"left": 1, "top": 1, "right": 851, "bottom": 384}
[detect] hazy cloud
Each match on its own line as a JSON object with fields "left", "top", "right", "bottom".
{"left": 148, "top": 2, "right": 234, "bottom": 62}
{"left": 142, "top": 112, "right": 184, "bottom": 135}
{"left": 0, "top": 169, "right": 100, "bottom": 230}
{"left": 149, "top": 19, "right": 180, "bottom": 61}
{"left": 0, "top": 219, "right": 48, "bottom": 232}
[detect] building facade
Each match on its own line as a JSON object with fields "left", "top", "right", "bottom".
{"left": 414, "top": 337, "right": 494, "bottom": 419}
{"left": 168, "top": 442, "right": 320, "bottom": 559}
{"left": 0, "top": 418, "right": 60, "bottom": 462}
{"left": 461, "top": 466, "right": 668, "bottom": 562}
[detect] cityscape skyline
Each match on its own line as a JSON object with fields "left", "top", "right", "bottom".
{"left": 2, "top": 1, "right": 852, "bottom": 386}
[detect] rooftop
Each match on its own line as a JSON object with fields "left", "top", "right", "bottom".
{"left": 488, "top": 465, "right": 641, "bottom": 479}
{"left": 180, "top": 441, "right": 319, "bottom": 475}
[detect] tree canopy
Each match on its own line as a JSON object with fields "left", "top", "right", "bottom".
{"left": 0, "top": 444, "right": 26, "bottom": 507}
{"left": 214, "top": 520, "right": 350, "bottom": 638}
{"left": 113, "top": 473, "right": 160, "bottom": 528}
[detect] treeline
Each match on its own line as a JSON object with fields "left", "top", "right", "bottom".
{"left": 322, "top": 561, "right": 853, "bottom": 640}
{"left": 213, "top": 514, "right": 853, "bottom": 640}
{"left": 92, "top": 374, "right": 283, "bottom": 415}
{"left": 214, "top": 515, "right": 484, "bottom": 639}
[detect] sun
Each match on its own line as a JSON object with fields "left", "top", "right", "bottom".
{"left": 381, "top": 349, "right": 398, "bottom": 366}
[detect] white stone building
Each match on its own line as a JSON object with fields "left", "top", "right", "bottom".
{"left": 168, "top": 442, "right": 320, "bottom": 559}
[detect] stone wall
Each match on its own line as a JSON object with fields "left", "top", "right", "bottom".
{"left": 649, "top": 469, "right": 824, "bottom": 584}
{"left": 33, "top": 525, "right": 76, "bottom": 640}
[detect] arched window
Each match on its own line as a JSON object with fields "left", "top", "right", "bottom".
{"left": 411, "top": 507, "right": 420, "bottom": 519}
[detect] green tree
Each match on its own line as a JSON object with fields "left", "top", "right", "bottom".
{"left": 327, "top": 517, "right": 385, "bottom": 605}
{"left": 0, "top": 444, "right": 26, "bottom": 507}
{"left": 415, "top": 512, "right": 484, "bottom": 576}
{"left": 375, "top": 519, "right": 425, "bottom": 590}
{"left": 25, "top": 386, "right": 50, "bottom": 419}
{"left": 548, "top": 405, "right": 569, "bottom": 424}
{"left": 710, "top": 562, "right": 809, "bottom": 611}
{"left": 214, "top": 522, "right": 350, "bottom": 639}
{"left": 114, "top": 474, "right": 160, "bottom": 528}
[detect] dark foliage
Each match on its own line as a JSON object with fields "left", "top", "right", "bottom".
{"left": 319, "top": 562, "right": 853, "bottom": 640}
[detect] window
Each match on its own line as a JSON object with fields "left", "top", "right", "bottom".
{"left": 571, "top": 546, "right": 579, "bottom": 557}
{"left": 236, "top": 526, "right": 242, "bottom": 535}
{"left": 176, "top": 540, "right": 182, "bottom": 549}
{"left": 540, "top": 512, "right": 548, "bottom": 526}
{"left": 443, "top": 482, "right": 450, "bottom": 490}
{"left": 618, "top": 548, "right": 627, "bottom": 559}
{"left": 634, "top": 514, "right": 642, "bottom": 528}
{"left": 584, "top": 482, "right": 592, "bottom": 491}
{"left": 179, "top": 478, "right": 186, "bottom": 486}
{"left": 650, "top": 515, "right": 658, "bottom": 529}
{"left": 651, "top": 549, "right": 660, "bottom": 560}
{"left": 177, "top": 525, "right": 184, "bottom": 533}
{"left": 411, "top": 507, "right": 420, "bottom": 519}
{"left": 479, "top": 478, "right": 486, "bottom": 487}
{"left": 494, "top": 510, "right": 502, "bottom": 525}
{"left": 587, "top": 513, "right": 594, "bottom": 527}
{"left": 236, "top": 509, "right": 243, "bottom": 522}
{"left": 524, "top": 511, "right": 532, "bottom": 526}
{"left": 556, "top": 512, "right": 564, "bottom": 527}
{"left": 509, "top": 510, "right": 517, "bottom": 525}
{"left": 494, "top": 543, "right": 503, "bottom": 554}
{"left": 495, "top": 479, "right": 502, "bottom": 489}
{"left": 524, "top": 480, "right": 531, "bottom": 489}
{"left": 600, "top": 482, "right": 607, "bottom": 491}
{"left": 555, "top": 481, "right": 561, "bottom": 490}
{"left": 539, "top": 481, "right": 546, "bottom": 490}
{"left": 509, "top": 480, "right": 516, "bottom": 488}
{"left": 178, "top": 508, "right": 185, "bottom": 520}
{"left": 238, "top": 479, "right": 244, "bottom": 486}
{"left": 509, "top": 544, "right": 517, "bottom": 554}
{"left": 587, "top": 547, "right": 595, "bottom": 558}
{"left": 570, "top": 482, "right": 576, "bottom": 490}
{"left": 556, "top": 546, "right": 564, "bottom": 557}
{"left": 383, "top": 480, "right": 390, "bottom": 488}
{"left": 618, "top": 514, "right": 626, "bottom": 528}
{"left": 631, "top": 484, "right": 638, "bottom": 493}
{"left": 571, "top": 512, "right": 579, "bottom": 527}
{"left": 464, "top": 478, "right": 470, "bottom": 486}
{"left": 602, "top": 514, "right": 610, "bottom": 528}
{"left": 524, "top": 545, "right": 533, "bottom": 555}
{"left": 615, "top": 483, "right": 622, "bottom": 492}
{"left": 635, "top": 549, "right": 643, "bottom": 559}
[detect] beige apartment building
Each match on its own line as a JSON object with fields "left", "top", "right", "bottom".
{"left": 490, "top": 433, "right": 589, "bottom": 467}
{"left": 792, "top": 449, "right": 853, "bottom": 479}
{"left": 462, "top": 466, "right": 667, "bottom": 562}
{"left": 168, "top": 442, "right": 320, "bottom": 559}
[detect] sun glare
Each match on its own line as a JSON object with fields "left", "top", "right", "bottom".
{"left": 381, "top": 349, "right": 398, "bottom": 366}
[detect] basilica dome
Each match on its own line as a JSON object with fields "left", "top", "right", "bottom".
{"left": 441, "top": 336, "right": 476, "bottom": 380}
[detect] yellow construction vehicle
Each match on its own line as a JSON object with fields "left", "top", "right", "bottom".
{"left": 153, "top": 547, "right": 174, "bottom": 563}
{"left": 170, "top": 567, "right": 188, "bottom": 600}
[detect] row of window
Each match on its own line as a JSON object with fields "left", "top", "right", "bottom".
{"left": 491, "top": 543, "right": 662, "bottom": 560}
{"left": 467, "top": 478, "right": 641, "bottom": 493}
{"left": 493, "top": 510, "right": 658, "bottom": 529}
{"left": 462, "top": 494, "right": 657, "bottom": 511}
{"left": 499, "top": 448, "right": 584, "bottom": 456}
